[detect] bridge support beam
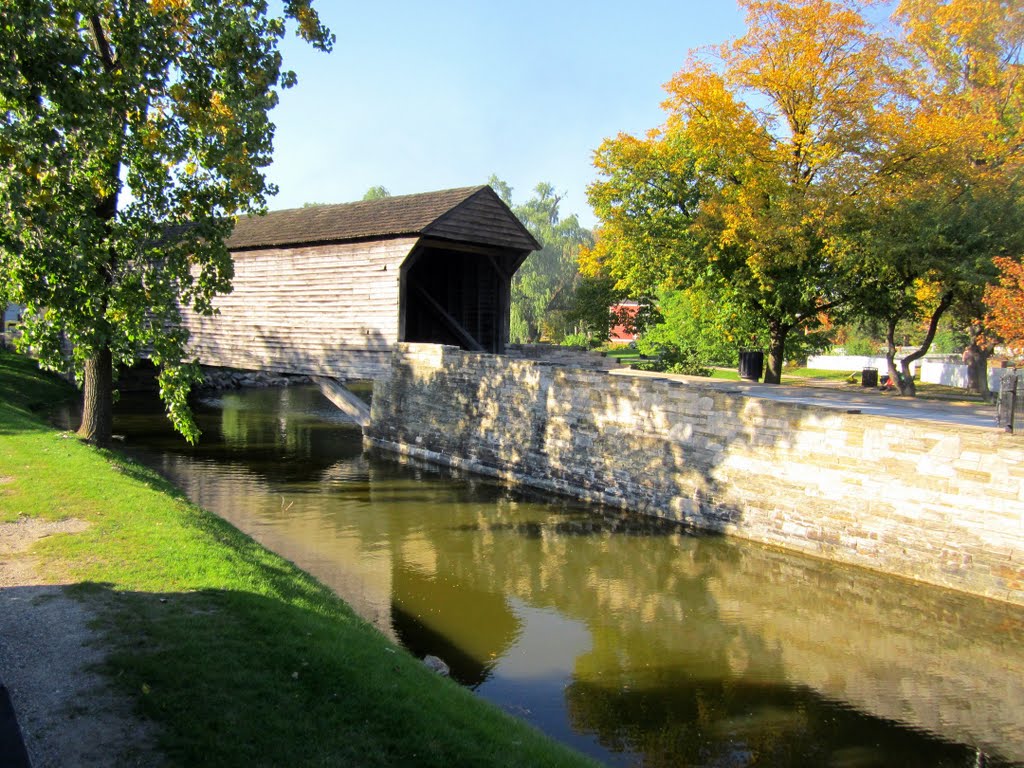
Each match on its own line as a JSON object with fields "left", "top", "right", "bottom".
{"left": 313, "top": 377, "right": 371, "bottom": 428}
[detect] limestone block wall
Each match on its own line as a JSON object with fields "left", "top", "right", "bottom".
{"left": 365, "top": 343, "right": 1024, "bottom": 606}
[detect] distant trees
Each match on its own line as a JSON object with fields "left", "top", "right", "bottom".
{"left": 362, "top": 186, "right": 391, "bottom": 201}
{"left": 584, "top": 0, "right": 1024, "bottom": 388}
{"left": 489, "top": 176, "right": 593, "bottom": 344}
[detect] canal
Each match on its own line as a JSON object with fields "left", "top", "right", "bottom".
{"left": 112, "top": 385, "right": 1024, "bottom": 767}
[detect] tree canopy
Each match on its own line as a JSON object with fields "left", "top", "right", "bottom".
{"left": 847, "top": 0, "right": 1024, "bottom": 393}
{"left": 585, "top": 0, "right": 886, "bottom": 382}
{"left": 0, "top": 0, "right": 333, "bottom": 443}
{"left": 584, "top": 0, "right": 1023, "bottom": 385}
{"left": 489, "top": 177, "right": 593, "bottom": 344}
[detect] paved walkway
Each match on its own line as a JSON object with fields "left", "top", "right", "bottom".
{"left": 610, "top": 369, "right": 1001, "bottom": 430}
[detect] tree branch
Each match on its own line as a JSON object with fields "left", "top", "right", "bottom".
{"left": 902, "top": 289, "right": 955, "bottom": 367}
{"left": 90, "top": 14, "right": 116, "bottom": 72}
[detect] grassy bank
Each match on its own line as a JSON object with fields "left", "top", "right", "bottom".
{"left": 0, "top": 350, "right": 597, "bottom": 768}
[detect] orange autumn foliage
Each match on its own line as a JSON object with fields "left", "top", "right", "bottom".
{"left": 984, "top": 257, "right": 1024, "bottom": 351}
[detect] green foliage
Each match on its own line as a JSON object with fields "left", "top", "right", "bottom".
{"left": 0, "top": 1, "right": 333, "bottom": 442}
{"left": 781, "top": 329, "right": 834, "bottom": 366}
{"left": 843, "top": 334, "right": 879, "bottom": 357}
{"left": 931, "top": 327, "right": 967, "bottom": 355}
{"left": 488, "top": 176, "right": 514, "bottom": 206}
{"left": 361, "top": 185, "right": 391, "bottom": 200}
{"left": 833, "top": 317, "right": 886, "bottom": 356}
{"left": 637, "top": 285, "right": 763, "bottom": 367}
{"left": 559, "top": 332, "right": 593, "bottom": 348}
{"left": 490, "top": 176, "right": 593, "bottom": 344}
{"left": 847, "top": 179, "right": 1022, "bottom": 358}
{"left": 563, "top": 275, "right": 626, "bottom": 345}
{"left": 631, "top": 344, "right": 712, "bottom": 377}
{"left": 582, "top": 131, "right": 703, "bottom": 294}
{"left": 835, "top": 309, "right": 973, "bottom": 357}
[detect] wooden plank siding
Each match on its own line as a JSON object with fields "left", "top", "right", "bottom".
{"left": 179, "top": 186, "right": 539, "bottom": 381}
{"left": 182, "top": 238, "right": 416, "bottom": 379}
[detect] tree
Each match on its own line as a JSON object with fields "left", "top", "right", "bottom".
{"left": 0, "top": 1, "right": 333, "bottom": 444}
{"left": 362, "top": 185, "right": 391, "bottom": 201}
{"left": 585, "top": 0, "right": 887, "bottom": 383}
{"left": 638, "top": 284, "right": 765, "bottom": 367}
{"left": 985, "top": 256, "right": 1024, "bottom": 353}
{"left": 563, "top": 275, "right": 625, "bottom": 345}
{"left": 845, "top": 0, "right": 1024, "bottom": 394}
{"left": 586, "top": 0, "right": 1023, "bottom": 388}
{"left": 848, "top": 187, "right": 1014, "bottom": 396}
{"left": 488, "top": 176, "right": 593, "bottom": 344}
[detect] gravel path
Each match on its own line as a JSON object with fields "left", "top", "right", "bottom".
{"left": 0, "top": 518, "right": 162, "bottom": 767}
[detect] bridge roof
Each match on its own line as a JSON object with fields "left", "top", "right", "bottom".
{"left": 227, "top": 185, "right": 540, "bottom": 252}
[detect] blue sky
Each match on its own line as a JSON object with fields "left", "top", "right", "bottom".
{"left": 267, "top": 2, "right": 746, "bottom": 226}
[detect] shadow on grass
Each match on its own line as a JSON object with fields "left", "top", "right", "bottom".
{"left": 7, "top": 580, "right": 593, "bottom": 768}
{"left": 0, "top": 351, "right": 78, "bottom": 436}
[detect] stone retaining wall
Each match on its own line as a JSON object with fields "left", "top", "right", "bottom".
{"left": 365, "top": 343, "right": 1024, "bottom": 606}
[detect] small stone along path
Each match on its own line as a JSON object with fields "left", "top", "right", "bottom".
{"left": 0, "top": 518, "right": 161, "bottom": 768}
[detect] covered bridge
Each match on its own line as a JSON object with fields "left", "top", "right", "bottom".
{"left": 182, "top": 185, "right": 539, "bottom": 381}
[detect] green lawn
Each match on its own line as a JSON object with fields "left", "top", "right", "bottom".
{"left": 705, "top": 366, "right": 853, "bottom": 382}
{"left": 0, "top": 350, "right": 597, "bottom": 768}
{"left": 708, "top": 368, "right": 740, "bottom": 380}
{"left": 784, "top": 367, "right": 858, "bottom": 380}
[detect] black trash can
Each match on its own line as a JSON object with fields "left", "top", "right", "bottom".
{"left": 738, "top": 350, "right": 764, "bottom": 382}
{"left": 861, "top": 367, "right": 878, "bottom": 387}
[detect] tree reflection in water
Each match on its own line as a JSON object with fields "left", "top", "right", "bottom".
{"left": 114, "top": 386, "right": 1024, "bottom": 768}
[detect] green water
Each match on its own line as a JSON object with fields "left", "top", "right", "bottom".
{"left": 113, "top": 386, "right": 1024, "bottom": 767}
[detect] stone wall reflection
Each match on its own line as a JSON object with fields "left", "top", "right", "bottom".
{"left": 385, "top": 487, "right": 1024, "bottom": 763}
{"left": 116, "top": 389, "right": 1024, "bottom": 765}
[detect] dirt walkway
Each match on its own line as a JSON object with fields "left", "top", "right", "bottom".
{"left": 0, "top": 518, "right": 162, "bottom": 767}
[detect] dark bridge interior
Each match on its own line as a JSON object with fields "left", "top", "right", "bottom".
{"left": 401, "top": 244, "right": 522, "bottom": 355}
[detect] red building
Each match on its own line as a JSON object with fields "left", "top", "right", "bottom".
{"left": 608, "top": 302, "right": 640, "bottom": 344}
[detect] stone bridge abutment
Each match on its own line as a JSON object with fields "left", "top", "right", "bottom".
{"left": 365, "top": 343, "right": 1024, "bottom": 607}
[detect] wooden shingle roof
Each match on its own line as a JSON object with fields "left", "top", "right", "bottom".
{"left": 227, "top": 185, "right": 540, "bottom": 252}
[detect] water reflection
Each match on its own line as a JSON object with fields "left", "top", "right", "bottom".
{"left": 113, "top": 387, "right": 1024, "bottom": 767}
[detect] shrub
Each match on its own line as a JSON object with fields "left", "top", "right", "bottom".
{"left": 631, "top": 344, "right": 712, "bottom": 376}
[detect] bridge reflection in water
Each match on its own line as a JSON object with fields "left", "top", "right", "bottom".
{"left": 114, "top": 386, "right": 1024, "bottom": 768}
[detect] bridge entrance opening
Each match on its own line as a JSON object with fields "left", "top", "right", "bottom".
{"left": 400, "top": 244, "right": 518, "bottom": 354}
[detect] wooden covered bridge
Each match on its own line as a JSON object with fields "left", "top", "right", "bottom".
{"left": 181, "top": 185, "right": 539, "bottom": 418}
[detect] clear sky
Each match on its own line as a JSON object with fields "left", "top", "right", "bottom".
{"left": 266, "top": 2, "right": 746, "bottom": 227}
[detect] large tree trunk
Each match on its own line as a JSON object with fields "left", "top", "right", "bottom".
{"left": 964, "top": 323, "right": 995, "bottom": 400}
{"left": 77, "top": 14, "right": 119, "bottom": 447}
{"left": 964, "top": 342, "right": 993, "bottom": 400}
{"left": 884, "top": 317, "right": 902, "bottom": 392}
{"left": 763, "top": 321, "right": 792, "bottom": 385}
{"left": 78, "top": 344, "right": 113, "bottom": 445}
{"left": 896, "top": 290, "right": 955, "bottom": 397}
